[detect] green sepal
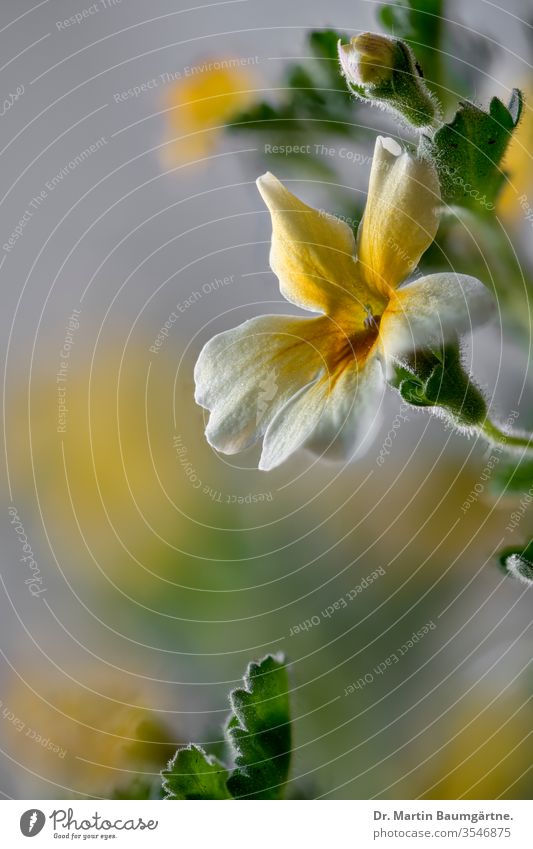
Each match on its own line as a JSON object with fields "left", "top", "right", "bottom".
{"left": 391, "top": 343, "right": 487, "bottom": 427}
{"left": 358, "top": 39, "right": 439, "bottom": 129}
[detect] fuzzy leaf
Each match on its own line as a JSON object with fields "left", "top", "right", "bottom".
{"left": 226, "top": 654, "right": 291, "bottom": 800}
{"left": 162, "top": 745, "right": 232, "bottom": 800}
{"left": 420, "top": 91, "right": 523, "bottom": 210}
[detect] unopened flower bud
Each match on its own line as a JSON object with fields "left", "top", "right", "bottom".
{"left": 338, "top": 32, "right": 440, "bottom": 131}
{"left": 391, "top": 344, "right": 487, "bottom": 431}
{"left": 338, "top": 32, "right": 396, "bottom": 87}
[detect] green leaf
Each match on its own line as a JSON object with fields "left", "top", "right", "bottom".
{"left": 162, "top": 745, "right": 232, "bottom": 800}
{"left": 159, "top": 654, "right": 293, "bottom": 801}
{"left": 226, "top": 654, "right": 291, "bottom": 800}
{"left": 419, "top": 91, "right": 523, "bottom": 211}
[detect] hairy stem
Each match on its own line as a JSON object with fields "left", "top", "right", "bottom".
{"left": 480, "top": 419, "right": 533, "bottom": 455}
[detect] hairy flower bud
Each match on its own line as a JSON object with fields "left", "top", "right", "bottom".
{"left": 338, "top": 32, "right": 440, "bottom": 131}
{"left": 390, "top": 344, "right": 488, "bottom": 431}
{"left": 338, "top": 32, "right": 396, "bottom": 87}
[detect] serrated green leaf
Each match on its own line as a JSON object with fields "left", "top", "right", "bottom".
{"left": 420, "top": 92, "right": 522, "bottom": 210}
{"left": 226, "top": 654, "right": 291, "bottom": 800}
{"left": 162, "top": 745, "right": 232, "bottom": 800}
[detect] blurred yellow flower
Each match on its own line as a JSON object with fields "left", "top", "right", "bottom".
{"left": 498, "top": 85, "right": 533, "bottom": 222}
{"left": 160, "top": 58, "right": 256, "bottom": 167}
{"left": 3, "top": 665, "right": 175, "bottom": 798}
{"left": 422, "top": 694, "right": 532, "bottom": 799}
{"left": 7, "top": 348, "right": 200, "bottom": 595}
{"left": 195, "top": 136, "right": 495, "bottom": 470}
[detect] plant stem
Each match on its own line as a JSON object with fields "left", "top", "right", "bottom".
{"left": 481, "top": 419, "right": 533, "bottom": 455}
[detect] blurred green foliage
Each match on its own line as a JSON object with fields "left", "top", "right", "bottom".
{"left": 228, "top": 29, "right": 366, "bottom": 178}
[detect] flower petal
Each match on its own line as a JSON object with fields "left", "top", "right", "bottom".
{"left": 304, "top": 358, "right": 385, "bottom": 461}
{"left": 357, "top": 136, "right": 441, "bottom": 295}
{"left": 259, "top": 377, "right": 329, "bottom": 470}
{"left": 380, "top": 272, "right": 496, "bottom": 357}
{"left": 257, "top": 172, "right": 378, "bottom": 317}
{"left": 194, "top": 314, "right": 335, "bottom": 455}
{"left": 258, "top": 356, "right": 385, "bottom": 469}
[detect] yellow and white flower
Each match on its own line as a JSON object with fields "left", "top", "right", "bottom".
{"left": 194, "top": 136, "right": 495, "bottom": 470}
